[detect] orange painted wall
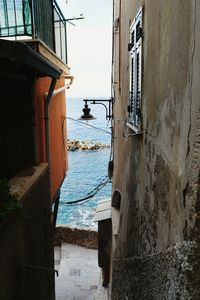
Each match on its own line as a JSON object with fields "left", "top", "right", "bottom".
{"left": 49, "top": 78, "right": 68, "bottom": 199}
{"left": 34, "top": 76, "right": 68, "bottom": 200}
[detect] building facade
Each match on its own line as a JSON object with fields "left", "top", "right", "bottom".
{"left": 111, "top": 0, "right": 200, "bottom": 298}
{"left": 0, "top": 1, "right": 71, "bottom": 299}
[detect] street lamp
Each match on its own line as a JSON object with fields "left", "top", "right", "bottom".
{"left": 80, "top": 99, "right": 112, "bottom": 120}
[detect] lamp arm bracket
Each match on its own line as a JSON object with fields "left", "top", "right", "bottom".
{"left": 82, "top": 98, "right": 112, "bottom": 120}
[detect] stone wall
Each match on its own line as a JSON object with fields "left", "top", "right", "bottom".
{"left": 54, "top": 225, "right": 98, "bottom": 249}
{"left": 112, "top": 240, "right": 195, "bottom": 299}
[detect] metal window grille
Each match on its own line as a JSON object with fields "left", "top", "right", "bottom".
{"left": 0, "top": 0, "right": 32, "bottom": 36}
{"left": 53, "top": 1, "right": 67, "bottom": 64}
{"left": 128, "top": 7, "right": 143, "bottom": 132}
{"left": 0, "top": 0, "right": 67, "bottom": 64}
{"left": 33, "top": 0, "right": 55, "bottom": 51}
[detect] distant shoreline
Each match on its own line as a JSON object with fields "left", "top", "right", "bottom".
{"left": 67, "top": 139, "right": 110, "bottom": 151}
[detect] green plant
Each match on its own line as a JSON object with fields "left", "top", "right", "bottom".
{"left": 0, "top": 179, "right": 22, "bottom": 221}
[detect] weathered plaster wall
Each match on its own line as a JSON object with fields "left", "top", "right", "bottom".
{"left": 0, "top": 169, "right": 55, "bottom": 300}
{"left": 112, "top": 0, "right": 200, "bottom": 298}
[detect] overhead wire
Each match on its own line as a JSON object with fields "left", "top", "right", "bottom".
{"left": 60, "top": 115, "right": 113, "bottom": 206}
{"left": 59, "top": 2, "right": 114, "bottom": 209}
{"left": 67, "top": 116, "right": 111, "bottom": 134}
{"left": 60, "top": 175, "right": 111, "bottom": 205}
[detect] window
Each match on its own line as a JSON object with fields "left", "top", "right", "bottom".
{"left": 127, "top": 7, "right": 143, "bottom": 132}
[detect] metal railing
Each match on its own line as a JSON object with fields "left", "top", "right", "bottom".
{"left": 53, "top": 0, "right": 67, "bottom": 64}
{"left": 0, "top": 0, "right": 67, "bottom": 64}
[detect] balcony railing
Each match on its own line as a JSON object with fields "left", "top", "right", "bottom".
{"left": 0, "top": 0, "right": 67, "bottom": 64}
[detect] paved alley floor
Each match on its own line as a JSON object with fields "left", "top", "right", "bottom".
{"left": 55, "top": 243, "right": 109, "bottom": 300}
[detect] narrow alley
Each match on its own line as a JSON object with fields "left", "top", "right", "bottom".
{"left": 1, "top": 0, "right": 200, "bottom": 299}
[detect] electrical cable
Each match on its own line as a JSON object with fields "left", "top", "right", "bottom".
{"left": 67, "top": 117, "right": 111, "bottom": 135}
{"left": 106, "top": 118, "right": 110, "bottom": 130}
{"left": 60, "top": 116, "right": 112, "bottom": 206}
{"left": 60, "top": 175, "right": 111, "bottom": 205}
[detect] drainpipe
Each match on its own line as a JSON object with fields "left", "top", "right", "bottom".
{"left": 45, "top": 78, "right": 57, "bottom": 228}
{"left": 53, "top": 189, "right": 60, "bottom": 228}
{"left": 44, "top": 77, "right": 73, "bottom": 169}
{"left": 45, "top": 77, "right": 57, "bottom": 166}
{"left": 44, "top": 78, "right": 57, "bottom": 224}
{"left": 44, "top": 76, "right": 73, "bottom": 228}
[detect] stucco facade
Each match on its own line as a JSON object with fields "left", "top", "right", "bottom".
{"left": 0, "top": 1, "right": 70, "bottom": 298}
{"left": 35, "top": 77, "right": 68, "bottom": 200}
{"left": 0, "top": 165, "right": 54, "bottom": 300}
{"left": 0, "top": 50, "right": 69, "bottom": 299}
{"left": 111, "top": 0, "right": 200, "bottom": 298}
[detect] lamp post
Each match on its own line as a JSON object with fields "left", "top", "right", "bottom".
{"left": 80, "top": 99, "right": 112, "bottom": 120}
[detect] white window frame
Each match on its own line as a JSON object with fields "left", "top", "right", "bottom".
{"left": 127, "top": 7, "right": 143, "bottom": 133}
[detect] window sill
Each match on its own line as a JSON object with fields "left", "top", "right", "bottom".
{"left": 126, "top": 121, "right": 141, "bottom": 133}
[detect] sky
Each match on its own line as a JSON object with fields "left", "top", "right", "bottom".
{"left": 57, "top": 0, "right": 113, "bottom": 98}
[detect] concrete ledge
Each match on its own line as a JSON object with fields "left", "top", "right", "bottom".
{"left": 9, "top": 163, "right": 49, "bottom": 201}
{"left": 24, "top": 39, "right": 70, "bottom": 76}
{"left": 54, "top": 225, "right": 98, "bottom": 249}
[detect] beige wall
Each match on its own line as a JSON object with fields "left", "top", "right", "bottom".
{"left": 111, "top": 0, "right": 200, "bottom": 298}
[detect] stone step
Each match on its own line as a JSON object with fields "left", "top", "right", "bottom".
{"left": 54, "top": 245, "right": 61, "bottom": 274}
{"left": 55, "top": 243, "right": 100, "bottom": 300}
{"left": 95, "top": 272, "right": 109, "bottom": 300}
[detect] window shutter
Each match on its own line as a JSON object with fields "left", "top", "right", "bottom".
{"left": 128, "top": 7, "right": 143, "bottom": 132}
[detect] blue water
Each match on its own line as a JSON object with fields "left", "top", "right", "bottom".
{"left": 57, "top": 97, "right": 112, "bottom": 228}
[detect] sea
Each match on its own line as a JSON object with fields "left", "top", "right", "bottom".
{"left": 56, "top": 97, "right": 112, "bottom": 228}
